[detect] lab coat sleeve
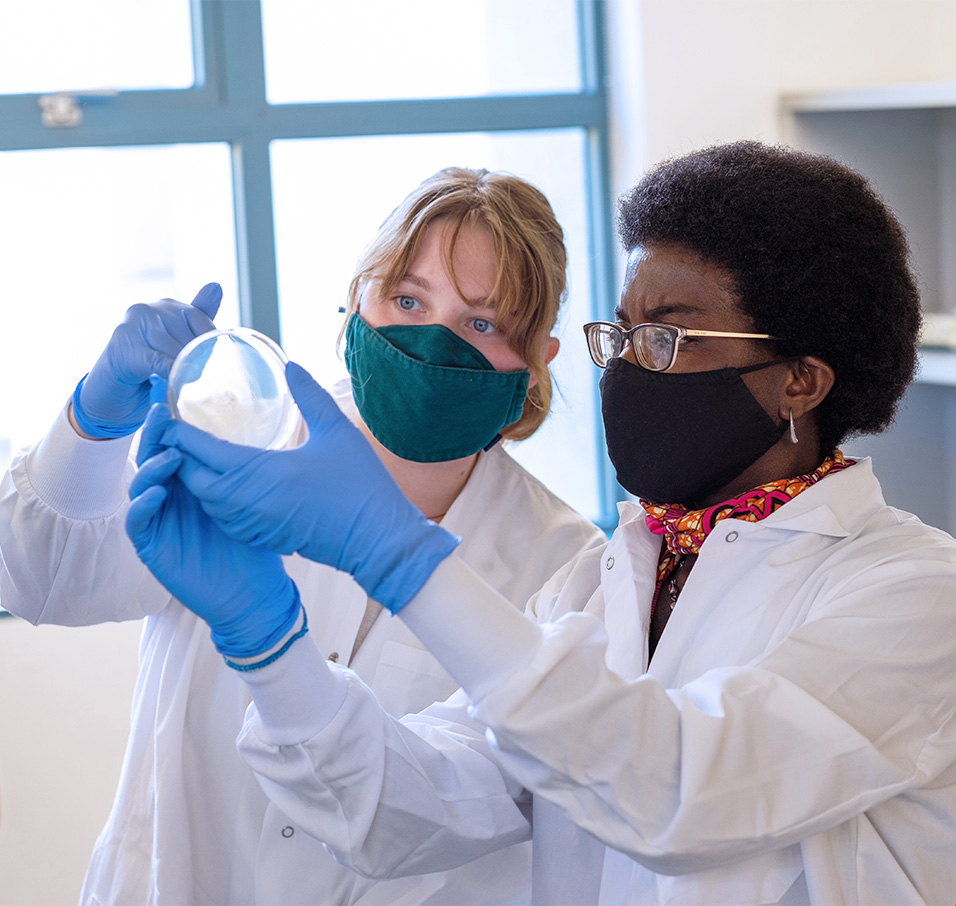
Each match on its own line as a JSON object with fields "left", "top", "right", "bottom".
{"left": 400, "top": 538, "right": 956, "bottom": 876}
{"left": 0, "top": 404, "right": 169, "bottom": 625}
{"left": 237, "top": 632, "right": 532, "bottom": 880}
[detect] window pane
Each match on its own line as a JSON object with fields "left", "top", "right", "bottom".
{"left": 271, "top": 130, "right": 601, "bottom": 521}
{"left": 0, "top": 144, "right": 238, "bottom": 470}
{"left": 0, "top": 0, "right": 193, "bottom": 95}
{"left": 262, "top": 0, "right": 582, "bottom": 103}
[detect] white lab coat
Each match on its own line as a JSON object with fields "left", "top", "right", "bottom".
{"left": 236, "top": 459, "right": 956, "bottom": 905}
{"left": 0, "top": 380, "right": 605, "bottom": 906}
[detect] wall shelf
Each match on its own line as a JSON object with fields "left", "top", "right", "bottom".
{"left": 782, "top": 83, "right": 956, "bottom": 535}
{"left": 783, "top": 84, "right": 956, "bottom": 317}
{"left": 782, "top": 80, "right": 956, "bottom": 114}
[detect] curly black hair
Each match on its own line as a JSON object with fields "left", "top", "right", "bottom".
{"left": 617, "top": 140, "right": 922, "bottom": 456}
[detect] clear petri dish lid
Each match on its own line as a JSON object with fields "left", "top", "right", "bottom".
{"left": 167, "top": 327, "right": 302, "bottom": 449}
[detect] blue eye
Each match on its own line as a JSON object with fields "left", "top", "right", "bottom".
{"left": 396, "top": 295, "right": 419, "bottom": 310}
{"left": 472, "top": 318, "right": 494, "bottom": 334}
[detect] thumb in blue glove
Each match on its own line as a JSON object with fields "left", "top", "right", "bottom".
{"left": 127, "top": 415, "right": 304, "bottom": 664}
{"left": 73, "top": 282, "right": 222, "bottom": 439}
{"left": 159, "top": 362, "right": 460, "bottom": 614}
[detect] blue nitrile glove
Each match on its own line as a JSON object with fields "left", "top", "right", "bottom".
{"left": 126, "top": 404, "right": 303, "bottom": 662}
{"left": 72, "top": 282, "right": 222, "bottom": 438}
{"left": 160, "top": 361, "right": 461, "bottom": 614}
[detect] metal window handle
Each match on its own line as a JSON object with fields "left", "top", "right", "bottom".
{"left": 37, "top": 90, "right": 118, "bottom": 127}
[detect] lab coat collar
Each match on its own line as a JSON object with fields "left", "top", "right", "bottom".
{"left": 439, "top": 444, "right": 499, "bottom": 537}
{"left": 759, "top": 456, "right": 883, "bottom": 537}
{"left": 614, "top": 457, "right": 884, "bottom": 542}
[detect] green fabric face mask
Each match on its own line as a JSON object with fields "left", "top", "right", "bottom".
{"left": 344, "top": 314, "right": 530, "bottom": 463}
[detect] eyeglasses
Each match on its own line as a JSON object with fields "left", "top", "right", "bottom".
{"left": 583, "top": 321, "right": 778, "bottom": 371}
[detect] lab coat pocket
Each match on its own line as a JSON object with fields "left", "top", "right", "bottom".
{"left": 371, "top": 640, "right": 460, "bottom": 717}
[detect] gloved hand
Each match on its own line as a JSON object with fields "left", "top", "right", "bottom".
{"left": 127, "top": 406, "right": 303, "bottom": 661}
{"left": 72, "top": 282, "right": 222, "bottom": 438}
{"left": 156, "top": 361, "right": 461, "bottom": 614}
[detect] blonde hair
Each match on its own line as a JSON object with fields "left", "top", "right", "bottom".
{"left": 342, "top": 167, "right": 568, "bottom": 441}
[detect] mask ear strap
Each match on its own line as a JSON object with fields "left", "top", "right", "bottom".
{"left": 482, "top": 433, "right": 502, "bottom": 452}
{"left": 736, "top": 356, "right": 800, "bottom": 376}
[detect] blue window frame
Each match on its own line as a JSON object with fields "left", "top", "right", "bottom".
{"left": 0, "top": 0, "right": 621, "bottom": 529}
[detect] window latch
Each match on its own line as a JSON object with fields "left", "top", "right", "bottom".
{"left": 37, "top": 90, "right": 118, "bottom": 127}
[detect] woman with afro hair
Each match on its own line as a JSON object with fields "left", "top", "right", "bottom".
{"left": 129, "top": 141, "right": 956, "bottom": 904}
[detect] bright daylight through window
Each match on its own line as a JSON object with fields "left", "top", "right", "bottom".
{"left": 0, "top": 0, "right": 616, "bottom": 526}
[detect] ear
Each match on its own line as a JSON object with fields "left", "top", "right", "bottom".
{"left": 527, "top": 337, "right": 559, "bottom": 390}
{"left": 779, "top": 356, "right": 835, "bottom": 423}
{"left": 544, "top": 336, "right": 560, "bottom": 366}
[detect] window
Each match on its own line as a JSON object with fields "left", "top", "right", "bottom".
{"left": 261, "top": 0, "right": 582, "bottom": 103}
{"left": 0, "top": 0, "right": 618, "bottom": 527}
{"left": 0, "top": 0, "right": 193, "bottom": 95}
{"left": 0, "top": 144, "right": 239, "bottom": 455}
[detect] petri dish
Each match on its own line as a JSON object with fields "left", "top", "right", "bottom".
{"left": 167, "top": 327, "right": 301, "bottom": 449}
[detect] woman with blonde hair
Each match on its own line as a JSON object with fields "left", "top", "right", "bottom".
{"left": 0, "top": 167, "right": 603, "bottom": 904}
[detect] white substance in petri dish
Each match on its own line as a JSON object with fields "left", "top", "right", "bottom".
{"left": 168, "top": 328, "right": 301, "bottom": 449}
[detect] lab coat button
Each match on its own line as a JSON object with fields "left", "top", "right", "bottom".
{"left": 605, "top": 556, "right": 615, "bottom": 569}
{"left": 328, "top": 651, "right": 339, "bottom": 662}
{"left": 725, "top": 531, "right": 739, "bottom": 542}
{"left": 281, "top": 826, "right": 294, "bottom": 838}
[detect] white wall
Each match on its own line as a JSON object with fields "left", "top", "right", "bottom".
{"left": 4, "top": 3, "right": 956, "bottom": 904}
{"left": 605, "top": 0, "right": 956, "bottom": 206}
{"left": 0, "top": 619, "right": 142, "bottom": 905}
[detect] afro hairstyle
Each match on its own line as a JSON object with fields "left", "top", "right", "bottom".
{"left": 617, "top": 140, "right": 922, "bottom": 457}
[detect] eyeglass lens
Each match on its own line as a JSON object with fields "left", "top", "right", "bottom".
{"left": 587, "top": 323, "right": 622, "bottom": 365}
{"left": 636, "top": 324, "right": 677, "bottom": 371}
{"left": 588, "top": 323, "right": 677, "bottom": 370}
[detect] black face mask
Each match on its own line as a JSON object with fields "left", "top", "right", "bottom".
{"left": 599, "top": 356, "right": 787, "bottom": 505}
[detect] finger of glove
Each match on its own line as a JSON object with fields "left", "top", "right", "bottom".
{"left": 129, "top": 448, "right": 182, "bottom": 500}
{"left": 140, "top": 304, "right": 216, "bottom": 362}
{"left": 286, "top": 361, "right": 348, "bottom": 434}
{"left": 137, "top": 403, "right": 175, "bottom": 466}
{"left": 126, "top": 483, "right": 168, "bottom": 550}
{"left": 104, "top": 309, "right": 200, "bottom": 387}
{"left": 188, "top": 282, "right": 222, "bottom": 319}
{"left": 149, "top": 375, "right": 169, "bottom": 406}
{"left": 162, "top": 417, "right": 262, "bottom": 473}
{"left": 174, "top": 451, "right": 279, "bottom": 548}
{"left": 125, "top": 301, "right": 209, "bottom": 348}
{"left": 175, "top": 452, "right": 233, "bottom": 511}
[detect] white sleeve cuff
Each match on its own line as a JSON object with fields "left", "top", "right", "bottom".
{"left": 399, "top": 554, "right": 544, "bottom": 701}
{"left": 26, "top": 402, "right": 135, "bottom": 520}
{"left": 241, "top": 631, "right": 349, "bottom": 745}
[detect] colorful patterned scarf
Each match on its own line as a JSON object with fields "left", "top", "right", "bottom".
{"left": 643, "top": 450, "right": 855, "bottom": 615}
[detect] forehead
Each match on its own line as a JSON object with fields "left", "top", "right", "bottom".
{"left": 407, "top": 217, "right": 495, "bottom": 278}
{"left": 621, "top": 243, "right": 744, "bottom": 325}
{"left": 430, "top": 217, "right": 493, "bottom": 262}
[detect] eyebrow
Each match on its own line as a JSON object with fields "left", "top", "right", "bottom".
{"left": 397, "top": 272, "right": 430, "bottom": 291}
{"left": 614, "top": 302, "right": 704, "bottom": 324}
{"left": 397, "top": 271, "right": 497, "bottom": 312}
